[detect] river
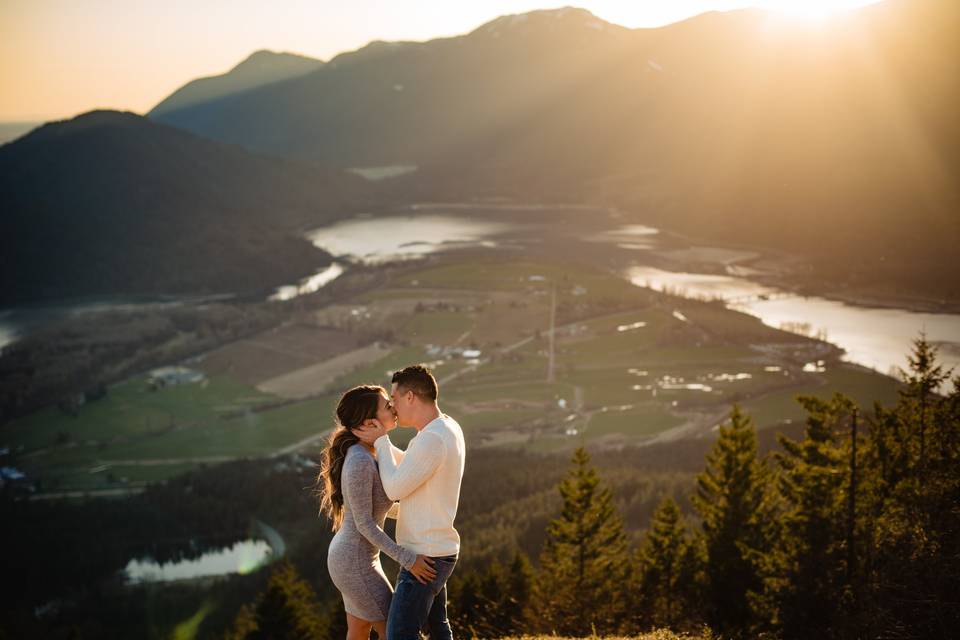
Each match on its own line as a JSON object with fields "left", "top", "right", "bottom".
{"left": 3, "top": 209, "right": 958, "bottom": 386}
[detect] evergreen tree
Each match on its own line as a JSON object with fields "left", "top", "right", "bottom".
{"left": 501, "top": 551, "right": 535, "bottom": 634}
{"left": 223, "top": 560, "right": 329, "bottom": 640}
{"left": 862, "top": 336, "right": 960, "bottom": 637}
{"left": 449, "top": 570, "right": 488, "bottom": 637}
{"left": 222, "top": 604, "right": 258, "bottom": 640}
{"left": 898, "top": 332, "right": 951, "bottom": 468}
{"left": 448, "top": 552, "right": 533, "bottom": 637}
{"left": 536, "top": 446, "right": 630, "bottom": 636}
{"left": 691, "top": 405, "right": 773, "bottom": 637}
{"left": 769, "top": 393, "right": 857, "bottom": 638}
{"left": 636, "top": 496, "right": 702, "bottom": 630}
{"left": 479, "top": 560, "right": 510, "bottom": 634}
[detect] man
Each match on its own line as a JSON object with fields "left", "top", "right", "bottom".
{"left": 357, "top": 364, "right": 466, "bottom": 640}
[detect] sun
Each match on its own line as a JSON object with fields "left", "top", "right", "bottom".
{"left": 759, "top": 0, "right": 880, "bottom": 21}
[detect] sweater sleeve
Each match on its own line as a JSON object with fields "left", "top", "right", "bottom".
{"left": 342, "top": 450, "right": 418, "bottom": 570}
{"left": 382, "top": 440, "right": 406, "bottom": 464}
{"left": 374, "top": 431, "right": 445, "bottom": 501}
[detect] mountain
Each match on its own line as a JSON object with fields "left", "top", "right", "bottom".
{"left": 149, "top": 50, "right": 324, "bottom": 118}
{"left": 0, "top": 122, "right": 41, "bottom": 147}
{"left": 0, "top": 110, "right": 368, "bottom": 306}
{"left": 150, "top": 1, "right": 960, "bottom": 295}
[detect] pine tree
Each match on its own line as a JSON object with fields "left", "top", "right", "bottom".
{"left": 449, "top": 570, "right": 487, "bottom": 637}
{"left": 223, "top": 560, "right": 329, "bottom": 640}
{"left": 222, "top": 603, "right": 258, "bottom": 640}
{"left": 502, "top": 551, "right": 535, "bottom": 634}
{"left": 536, "top": 446, "right": 630, "bottom": 636}
{"left": 636, "top": 496, "right": 702, "bottom": 630}
{"left": 863, "top": 336, "right": 960, "bottom": 637}
{"left": 691, "top": 405, "right": 772, "bottom": 637}
{"left": 897, "top": 334, "right": 952, "bottom": 469}
{"left": 770, "top": 393, "right": 857, "bottom": 638}
{"left": 448, "top": 553, "right": 533, "bottom": 637}
{"left": 478, "top": 560, "right": 508, "bottom": 636}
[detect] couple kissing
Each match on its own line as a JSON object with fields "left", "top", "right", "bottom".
{"left": 317, "top": 365, "right": 466, "bottom": 640}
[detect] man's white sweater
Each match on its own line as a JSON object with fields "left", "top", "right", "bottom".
{"left": 374, "top": 414, "right": 466, "bottom": 558}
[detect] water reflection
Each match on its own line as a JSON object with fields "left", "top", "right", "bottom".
{"left": 589, "top": 224, "right": 660, "bottom": 250}
{"left": 305, "top": 214, "right": 509, "bottom": 264}
{"left": 270, "top": 262, "right": 346, "bottom": 301}
{"left": 628, "top": 266, "right": 773, "bottom": 302}
{"left": 626, "top": 265, "right": 960, "bottom": 384}
{"left": 124, "top": 538, "right": 273, "bottom": 584}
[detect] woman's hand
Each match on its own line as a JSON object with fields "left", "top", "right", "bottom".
{"left": 409, "top": 555, "right": 437, "bottom": 584}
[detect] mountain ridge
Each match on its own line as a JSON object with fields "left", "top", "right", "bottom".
{"left": 0, "top": 110, "right": 369, "bottom": 306}
{"left": 148, "top": 0, "right": 960, "bottom": 295}
{"left": 149, "top": 49, "right": 324, "bottom": 118}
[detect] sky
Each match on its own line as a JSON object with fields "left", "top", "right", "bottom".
{"left": 0, "top": 0, "right": 882, "bottom": 123}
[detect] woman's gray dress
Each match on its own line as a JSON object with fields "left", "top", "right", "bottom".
{"left": 327, "top": 444, "right": 418, "bottom": 621}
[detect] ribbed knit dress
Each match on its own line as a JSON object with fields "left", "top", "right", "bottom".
{"left": 327, "top": 444, "right": 418, "bottom": 621}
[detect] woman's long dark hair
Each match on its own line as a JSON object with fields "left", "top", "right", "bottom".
{"left": 316, "top": 385, "right": 384, "bottom": 530}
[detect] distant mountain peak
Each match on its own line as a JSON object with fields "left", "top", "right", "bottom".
{"left": 231, "top": 49, "right": 323, "bottom": 73}
{"left": 473, "top": 5, "right": 620, "bottom": 37}
{"left": 149, "top": 51, "right": 323, "bottom": 118}
{"left": 21, "top": 110, "right": 144, "bottom": 143}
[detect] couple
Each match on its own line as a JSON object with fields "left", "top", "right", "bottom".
{"left": 318, "top": 365, "right": 466, "bottom": 640}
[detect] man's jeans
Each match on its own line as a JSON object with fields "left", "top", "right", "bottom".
{"left": 387, "top": 554, "right": 458, "bottom": 640}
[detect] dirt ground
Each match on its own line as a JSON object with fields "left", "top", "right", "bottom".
{"left": 195, "top": 323, "right": 363, "bottom": 385}
{"left": 256, "top": 342, "right": 393, "bottom": 399}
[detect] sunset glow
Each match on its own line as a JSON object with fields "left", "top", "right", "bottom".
{"left": 0, "top": 0, "right": 885, "bottom": 123}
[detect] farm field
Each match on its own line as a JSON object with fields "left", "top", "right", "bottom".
{"left": 2, "top": 257, "right": 903, "bottom": 496}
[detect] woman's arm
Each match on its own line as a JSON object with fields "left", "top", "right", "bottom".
{"left": 342, "top": 451, "right": 418, "bottom": 570}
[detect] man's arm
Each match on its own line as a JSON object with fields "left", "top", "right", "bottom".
{"left": 382, "top": 440, "right": 406, "bottom": 465}
{"left": 374, "top": 431, "right": 445, "bottom": 501}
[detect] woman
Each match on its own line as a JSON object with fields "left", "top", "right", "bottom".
{"left": 317, "top": 385, "right": 437, "bottom": 640}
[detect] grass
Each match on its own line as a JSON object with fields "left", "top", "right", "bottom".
{"left": 4, "top": 256, "right": 908, "bottom": 495}
{"left": 459, "top": 409, "right": 546, "bottom": 434}
{"left": 3, "top": 375, "right": 275, "bottom": 454}
{"left": 740, "top": 363, "right": 902, "bottom": 429}
{"left": 399, "top": 310, "right": 477, "bottom": 345}
{"left": 584, "top": 404, "right": 685, "bottom": 439}
{"left": 446, "top": 381, "right": 575, "bottom": 406}
{"left": 6, "top": 375, "right": 336, "bottom": 492}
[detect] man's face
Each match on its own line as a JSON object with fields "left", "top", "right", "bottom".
{"left": 390, "top": 382, "right": 412, "bottom": 425}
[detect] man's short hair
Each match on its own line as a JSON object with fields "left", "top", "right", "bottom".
{"left": 392, "top": 364, "right": 438, "bottom": 401}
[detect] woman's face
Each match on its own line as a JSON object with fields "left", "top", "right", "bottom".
{"left": 375, "top": 390, "right": 398, "bottom": 428}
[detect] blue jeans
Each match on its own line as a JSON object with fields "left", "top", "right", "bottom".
{"left": 387, "top": 554, "right": 458, "bottom": 640}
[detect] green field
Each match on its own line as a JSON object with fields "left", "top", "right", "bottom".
{"left": 2, "top": 257, "right": 906, "bottom": 495}
{"left": 583, "top": 404, "right": 686, "bottom": 439}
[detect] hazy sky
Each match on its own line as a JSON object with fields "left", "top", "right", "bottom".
{"left": 0, "top": 0, "right": 881, "bottom": 122}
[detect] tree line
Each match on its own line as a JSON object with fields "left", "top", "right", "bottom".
{"left": 446, "top": 336, "right": 959, "bottom": 639}
{"left": 212, "top": 336, "right": 957, "bottom": 639}
{"left": 5, "top": 337, "right": 955, "bottom": 639}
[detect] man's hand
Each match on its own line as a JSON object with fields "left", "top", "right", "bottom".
{"left": 409, "top": 555, "right": 437, "bottom": 584}
{"left": 355, "top": 418, "right": 389, "bottom": 445}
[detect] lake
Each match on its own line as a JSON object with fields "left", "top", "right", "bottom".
{"left": 3, "top": 209, "right": 958, "bottom": 389}
{"left": 303, "top": 213, "right": 510, "bottom": 264}
{"left": 626, "top": 265, "right": 960, "bottom": 385}
{"left": 124, "top": 538, "right": 273, "bottom": 584}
